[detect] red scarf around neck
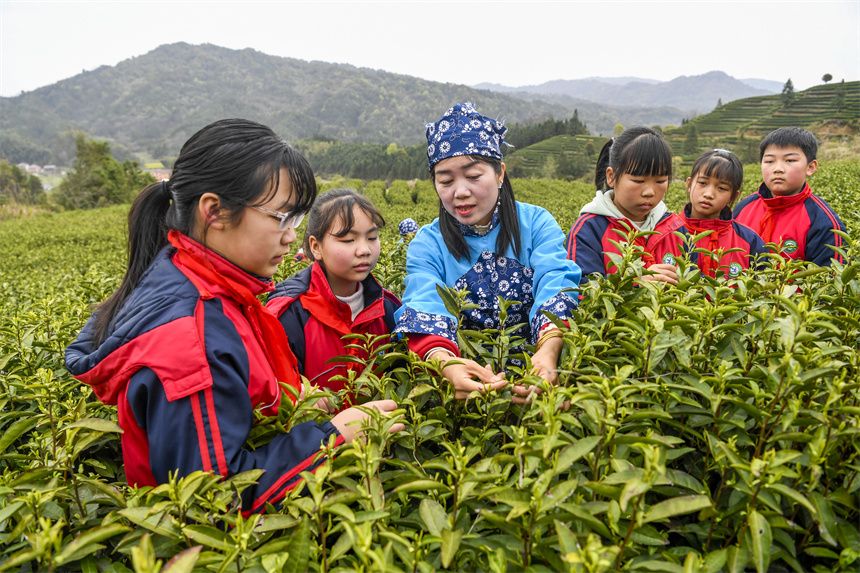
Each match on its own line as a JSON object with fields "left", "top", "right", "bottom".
{"left": 683, "top": 219, "right": 726, "bottom": 278}
{"left": 757, "top": 183, "right": 812, "bottom": 244}
{"left": 167, "top": 231, "right": 300, "bottom": 409}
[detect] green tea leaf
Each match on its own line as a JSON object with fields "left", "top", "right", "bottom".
{"left": 440, "top": 528, "right": 463, "bottom": 569}
{"left": 162, "top": 546, "right": 202, "bottom": 573}
{"left": 419, "top": 498, "right": 447, "bottom": 536}
{"left": 642, "top": 495, "right": 712, "bottom": 524}
{"left": 809, "top": 492, "right": 839, "bottom": 546}
{"left": 556, "top": 436, "right": 601, "bottom": 472}
{"left": 55, "top": 524, "right": 131, "bottom": 565}
{"left": 66, "top": 417, "right": 123, "bottom": 434}
{"left": 0, "top": 418, "right": 38, "bottom": 453}
{"left": 748, "top": 510, "right": 772, "bottom": 573}
{"left": 283, "top": 519, "right": 310, "bottom": 573}
{"left": 182, "top": 525, "right": 233, "bottom": 552}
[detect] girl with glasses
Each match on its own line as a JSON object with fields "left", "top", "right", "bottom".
{"left": 268, "top": 189, "right": 400, "bottom": 412}
{"left": 66, "top": 119, "right": 402, "bottom": 513}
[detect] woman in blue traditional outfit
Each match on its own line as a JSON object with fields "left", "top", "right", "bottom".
{"left": 394, "top": 102, "right": 581, "bottom": 400}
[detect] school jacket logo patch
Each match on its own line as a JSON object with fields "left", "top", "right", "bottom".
{"left": 728, "top": 262, "right": 743, "bottom": 277}
{"left": 782, "top": 239, "right": 799, "bottom": 254}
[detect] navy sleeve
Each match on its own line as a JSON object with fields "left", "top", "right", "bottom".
{"left": 567, "top": 215, "right": 607, "bottom": 281}
{"left": 735, "top": 223, "right": 768, "bottom": 270}
{"left": 127, "top": 301, "right": 341, "bottom": 513}
{"left": 805, "top": 198, "right": 847, "bottom": 266}
{"left": 382, "top": 296, "right": 401, "bottom": 332}
{"left": 276, "top": 302, "right": 308, "bottom": 373}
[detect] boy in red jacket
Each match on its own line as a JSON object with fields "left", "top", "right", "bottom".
{"left": 733, "top": 127, "right": 845, "bottom": 266}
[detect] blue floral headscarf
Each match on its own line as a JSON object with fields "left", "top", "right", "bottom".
{"left": 425, "top": 102, "right": 507, "bottom": 171}
{"left": 398, "top": 218, "right": 419, "bottom": 236}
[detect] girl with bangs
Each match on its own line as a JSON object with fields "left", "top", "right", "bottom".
{"left": 268, "top": 189, "right": 401, "bottom": 412}
{"left": 567, "top": 126, "right": 682, "bottom": 284}
{"left": 66, "top": 121, "right": 401, "bottom": 514}
{"left": 649, "top": 149, "right": 766, "bottom": 279}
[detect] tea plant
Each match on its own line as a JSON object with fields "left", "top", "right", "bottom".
{"left": 1, "top": 164, "right": 859, "bottom": 572}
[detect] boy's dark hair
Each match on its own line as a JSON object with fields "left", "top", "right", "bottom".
{"left": 595, "top": 126, "right": 673, "bottom": 191}
{"left": 759, "top": 127, "right": 818, "bottom": 162}
{"left": 93, "top": 118, "right": 317, "bottom": 345}
{"left": 690, "top": 148, "right": 745, "bottom": 203}
{"left": 431, "top": 156, "right": 521, "bottom": 261}
{"left": 303, "top": 188, "right": 385, "bottom": 260}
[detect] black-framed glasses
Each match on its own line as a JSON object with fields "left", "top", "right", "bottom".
{"left": 251, "top": 205, "right": 305, "bottom": 230}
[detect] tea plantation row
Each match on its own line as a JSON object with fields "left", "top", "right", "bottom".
{"left": 1, "top": 161, "right": 859, "bottom": 572}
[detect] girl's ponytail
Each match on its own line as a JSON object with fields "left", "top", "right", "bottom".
{"left": 92, "top": 180, "right": 172, "bottom": 344}
{"left": 89, "top": 119, "right": 317, "bottom": 346}
{"left": 594, "top": 138, "right": 614, "bottom": 191}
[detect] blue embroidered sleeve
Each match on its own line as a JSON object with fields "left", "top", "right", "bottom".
{"left": 526, "top": 207, "right": 581, "bottom": 340}
{"left": 393, "top": 225, "right": 459, "bottom": 344}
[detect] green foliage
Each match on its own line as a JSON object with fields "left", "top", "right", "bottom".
{"left": 663, "top": 81, "right": 860, "bottom": 163}
{"left": 506, "top": 134, "right": 606, "bottom": 180}
{"left": 1, "top": 163, "right": 859, "bottom": 571}
{"left": 0, "top": 160, "right": 44, "bottom": 205}
{"left": 782, "top": 79, "right": 796, "bottom": 106}
{"left": 505, "top": 111, "right": 589, "bottom": 149}
{"left": 684, "top": 124, "right": 699, "bottom": 155}
{"left": 0, "top": 43, "right": 570, "bottom": 165}
{"left": 297, "top": 140, "right": 427, "bottom": 180}
{"left": 56, "top": 134, "right": 155, "bottom": 210}
{"left": 0, "top": 131, "right": 53, "bottom": 165}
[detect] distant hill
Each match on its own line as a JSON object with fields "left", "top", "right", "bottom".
{"left": 475, "top": 76, "right": 661, "bottom": 93}
{"left": 509, "top": 81, "right": 860, "bottom": 176}
{"left": 475, "top": 71, "right": 778, "bottom": 115}
{"left": 663, "top": 80, "right": 860, "bottom": 162}
{"left": 739, "top": 78, "right": 785, "bottom": 92}
{"left": 0, "top": 43, "right": 571, "bottom": 164}
{"left": 505, "top": 92, "right": 688, "bottom": 136}
{"left": 505, "top": 134, "right": 607, "bottom": 179}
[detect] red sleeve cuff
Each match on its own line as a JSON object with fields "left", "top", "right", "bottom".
{"left": 408, "top": 334, "right": 460, "bottom": 359}
{"left": 539, "top": 320, "right": 569, "bottom": 335}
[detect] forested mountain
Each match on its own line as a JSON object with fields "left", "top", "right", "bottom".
{"left": 1, "top": 43, "right": 763, "bottom": 166}
{"left": 475, "top": 71, "right": 778, "bottom": 114}
{"left": 1, "top": 43, "right": 572, "bottom": 164}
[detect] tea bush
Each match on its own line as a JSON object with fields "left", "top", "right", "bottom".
{"left": 1, "top": 162, "right": 859, "bottom": 572}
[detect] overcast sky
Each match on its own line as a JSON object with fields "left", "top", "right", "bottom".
{"left": 1, "top": 0, "right": 858, "bottom": 97}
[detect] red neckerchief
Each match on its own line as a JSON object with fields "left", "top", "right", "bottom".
{"left": 298, "top": 262, "right": 390, "bottom": 410}
{"left": 757, "top": 183, "right": 812, "bottom": 243}
{"left": 682, "top": 206, "right": 732, "bottom": 278}
{"left": 300, "top": 262, "right": 385, "bottom": 333}
{"left": 607, "top": 217, "right": 656, "bottom": 267}
{"left": 168, "top": 231, "right": 300, "bottom": 410}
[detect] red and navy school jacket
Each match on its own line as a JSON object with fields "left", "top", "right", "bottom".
{"left": 733, "top": 182, "right": 846, "bottom": 266}
{"left": 267, "top": 263, "right": 400, "bottom": 405}
{"left": 566, "top": 212, "right": 683, "bottom": 280}
{"left": 65, "top": 240, "right": 342, "bottom": 514}
{"left": 648, "top": 205, "right": 767, "bottom": 278}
